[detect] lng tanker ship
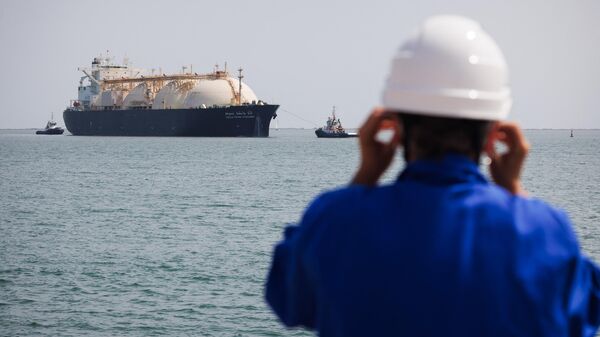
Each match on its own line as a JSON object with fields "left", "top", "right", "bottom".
{"left": 63, "top": 55, "right": 278, "bottom": 137}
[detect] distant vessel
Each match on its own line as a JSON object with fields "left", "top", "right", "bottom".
{"left": 63, "top": 54, "right": 278, "bottom": 137}
{"left": 315, "top": 106, "right": 357, "bottom": 138}
{"left": 36, "top": 114, "right": 64, "bottom": 135}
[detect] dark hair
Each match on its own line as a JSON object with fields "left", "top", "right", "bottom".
{"left": 399, "top": 113, "right": 491, "bottom": 163}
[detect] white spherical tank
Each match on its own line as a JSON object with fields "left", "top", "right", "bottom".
{"left": 123, "top": 83, "right": 151, "bottom": 108}
{"left": 181, "top": 78, "right": 258, "bottom": 109}
{"left": 238, "top": 80, "right": 258, "bottom": 104}
{"left": 152, "top": 81, "right": 194, "bottom": 109}
{"left": 94, "top": 90, "right": 124, "bottom": 107}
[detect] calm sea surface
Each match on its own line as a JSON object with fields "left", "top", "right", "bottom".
{"left": 1, "top": 129, "right": 599, "bottom": 336}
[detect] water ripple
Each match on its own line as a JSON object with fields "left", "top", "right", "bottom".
{"left": 1, "top": 129, "right": 598, "bottom": 337}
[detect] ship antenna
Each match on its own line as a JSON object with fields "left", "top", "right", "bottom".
{"left": 237, "top": 67, "right": 244, "bottom": 105}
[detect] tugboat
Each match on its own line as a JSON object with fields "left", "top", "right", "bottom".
{"left": 315, "top": 106, "right": 357, "bottom": 138}
{"left": 36, "top": 114, "right": 64, "bottom": 135}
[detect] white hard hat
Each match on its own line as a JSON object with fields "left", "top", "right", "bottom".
{"left": 382, "top": 15, "right": 511, "bottom": 120}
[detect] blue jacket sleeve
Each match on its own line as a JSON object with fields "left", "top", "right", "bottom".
{"left": 566, "top": 255, "right": 600, "bottom": 337}
{"left": 265, "top": 224, "right": 317, "bottom": 328}
{"left": 265, "top": 192, "right": 336, "bottom": 329}
{"left": 551, "top": 208, "right": 600, "bottom": 337}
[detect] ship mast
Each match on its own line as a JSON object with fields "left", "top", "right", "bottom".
{"left": 237, "top": 68, "right": 244, "bottom": 105}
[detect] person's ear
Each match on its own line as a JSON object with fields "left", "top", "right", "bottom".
{"left": 396, "top": 115, "right": 404, "bottom": 148}
{"left": 483, "top": 122, "right": 500, "bottom": 156}
{"left": 387, "top": 113, "right": 403, "bottom": 148}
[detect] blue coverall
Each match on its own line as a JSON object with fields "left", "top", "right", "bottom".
{"left": 266, "top": 155, "right": 600, "bottom": 336}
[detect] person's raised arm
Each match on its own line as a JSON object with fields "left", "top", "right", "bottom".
{"left": 485, "top": 121, "right": 529, "bottom": 196}
{"left": 351, "top": 108, "right": 401, "bottom": 186}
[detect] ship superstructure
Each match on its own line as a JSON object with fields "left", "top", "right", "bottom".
{"left": 315, "top": 106, "right": 357, "bottom": 138}
{"left": 64, "top": 54, "right": 278, "bottom": 137}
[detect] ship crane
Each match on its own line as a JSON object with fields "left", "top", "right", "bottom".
{"left": 81, "top": 69, "right": 101, "bottom": 86}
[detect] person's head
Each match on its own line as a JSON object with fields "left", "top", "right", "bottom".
{"left": 381, "top": 15, "right": 510, "bottom": 163}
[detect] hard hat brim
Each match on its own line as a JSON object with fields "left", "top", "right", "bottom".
{"left": 382, "top": 86, "right": 511, "bottom": 121}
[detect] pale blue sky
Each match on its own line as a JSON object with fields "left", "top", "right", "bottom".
{"left": 0, "top": 0, "right": 598, "bottom": 129}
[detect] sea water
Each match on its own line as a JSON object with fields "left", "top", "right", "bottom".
{"left": 0, "top": 129, "right": 599, "bottom": 336}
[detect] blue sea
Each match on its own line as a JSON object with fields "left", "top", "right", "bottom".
{"left": 1, "top": 129, "right": 599, "bottom": 336}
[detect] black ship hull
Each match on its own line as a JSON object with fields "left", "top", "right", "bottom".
{"left": 36, "top": 128, "right": 64, "bottom": 135}
{"left": 315, "top": 128, "right": 358, "bottom": 138}
{"left": 63, "top": 105, "right": 278, "bottom": 137}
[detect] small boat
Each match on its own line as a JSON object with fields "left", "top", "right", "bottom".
{"left": 315, "top": 106, "right": 357, "bottom": 138}
{"left": 36, "top": 114, "right": 64, "bottom": 135}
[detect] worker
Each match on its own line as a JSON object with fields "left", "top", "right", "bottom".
{"left": 265, "top": 15, "right": 600, "bottom": 337}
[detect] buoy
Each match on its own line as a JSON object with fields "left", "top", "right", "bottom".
{"left": 570, "top": 129, "right": 574, "bottom": 138}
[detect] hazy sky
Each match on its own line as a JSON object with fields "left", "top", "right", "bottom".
{"left": 0, "top": 0, "right": 598, "bottom": 129}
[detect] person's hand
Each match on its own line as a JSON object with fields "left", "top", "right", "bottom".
{"left": 351, "top": 108, "right": 401, "bottom": 186}
{"left": 485, "top": 122, "right": 529, "bottom": 196}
